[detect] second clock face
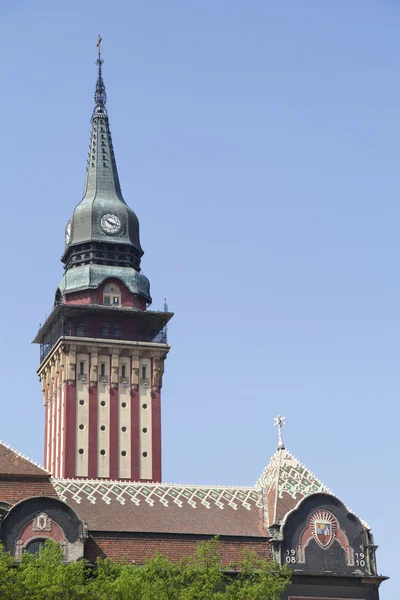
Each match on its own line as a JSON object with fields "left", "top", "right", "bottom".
{"left": 101, "top": 213, "right": 122, "bottom": 234}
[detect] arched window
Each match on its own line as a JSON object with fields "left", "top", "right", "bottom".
{"left": 76, "top": 323, "right": 84, "bottom": 337}
{"left": 25, "top": 539, "right": 46, "bottom": 555}
{"left": 114, "top": 323, "right": 122, "bottom": 339}
{"left": 101, "top": 322, "right": 110, "bottom": 338}
{"left": 103, "top": 283, "right": 121, "bottom": 306}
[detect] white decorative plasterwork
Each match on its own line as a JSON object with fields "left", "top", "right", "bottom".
{"left": 255, "top": 449, "right": 331, "bottom": 499}
{"left": 32, "top": 512, "right": 52, "bottom": 532}
{"left": 53, "top": 480, "right": 263, "bottom": 512}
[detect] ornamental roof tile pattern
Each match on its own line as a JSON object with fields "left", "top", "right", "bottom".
{"left": 54, "top": 480, "right": 267, "bottom": 538}
{"left": 255, "top": 448, "right": 331, "bottom": 526}
{"left": 0, "top": 441, "right": 50, "bottom": 478}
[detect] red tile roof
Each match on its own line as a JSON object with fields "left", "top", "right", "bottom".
{"left": 0, "top": 442, "right": 56, "bottom": 506}
{"left": 54, "top": 480, "right": 267, "bottom": 538}
{"left": 0, "top": 480, "right": 59, "bottom": 505}
{"left": 85, "top": 533, "right": 272, "bottom": 565}
{"left": 0, "top": 441, "right": 49, "bottom": 478}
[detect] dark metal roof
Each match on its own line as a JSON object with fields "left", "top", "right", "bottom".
{"left": 58, "top": 265, "right": 151, "bottom": 304}
{"left": 32, "top": 303, "right": 173, "bottom": 345}
{"left": 61, "top": 56, "right": 142, "bottom": 263}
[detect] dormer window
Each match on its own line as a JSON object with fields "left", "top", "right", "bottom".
{"left": 101, "top": 322, "right": 110, "bottom": 338}
{"left": 114, "top": 323, "right": 122, "bottom": 339}
{"left": 103, "top": 283, "right": 121, "bottom": 306}
{"left": 76, "top": 323, "right": 84, "bottom": 337}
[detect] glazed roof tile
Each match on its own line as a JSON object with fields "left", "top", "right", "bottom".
{"left": 255, "top": 448, "right": 331, "bottom": 526}
{"left": 54, "top": 480, "right": 267, "bottom": 537}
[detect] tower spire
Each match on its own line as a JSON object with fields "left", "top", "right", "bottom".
{"left": 94, "top": 35, "right": 107, "bottom": 118}
{"left": 82, "top": 37, "right": 124, "bottom": 211}
{"left": 60, "top": 37, "right": 144, "bottom": 272}
{"left": 274, "top": 414, "right": 285, "bottom": 450}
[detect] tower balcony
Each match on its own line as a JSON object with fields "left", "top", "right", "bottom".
{"left": 32, "top": 303, "right": 173, "bottom": 365}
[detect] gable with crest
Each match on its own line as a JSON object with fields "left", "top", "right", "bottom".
{"left": 281, "top": 493, "right": 375, "bottom": 576}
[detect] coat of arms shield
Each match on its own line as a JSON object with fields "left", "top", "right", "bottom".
{"left": 315, "top": 520, "right": 332, "bottom": 547}
{"left": 310, "top": 510, "right": 337, "bottom": 550}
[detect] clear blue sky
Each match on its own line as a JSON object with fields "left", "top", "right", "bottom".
{"left": 0, "top": 1, "right": 397, "bottom": 596}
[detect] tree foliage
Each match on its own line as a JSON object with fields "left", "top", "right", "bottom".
{"left": 0, "top": 538, "right": 290, "bottom": 599}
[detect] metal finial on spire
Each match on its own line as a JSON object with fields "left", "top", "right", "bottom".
{"left": 274, "top": 415, "right": 286, "bottom": 450}
{"left": 97, "top": 34, "right": 103, "bottom": 59}
{"left": 93, "top": 35, "right": 107, "bottom": 116}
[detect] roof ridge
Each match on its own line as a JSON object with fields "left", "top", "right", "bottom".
{"left": 282, "top": 448, "right": 332, "bottom": 493}
{"left": 52, "top": 478, "right": 259, "bottom": 491}
{"left": 0, "top": 440, "right": 50, "bottom": 475}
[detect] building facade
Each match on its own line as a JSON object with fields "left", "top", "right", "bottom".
{"left": 0, "top": 50, "right": 387, "bottom": 599}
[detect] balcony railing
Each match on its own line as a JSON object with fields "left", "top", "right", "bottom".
{"left": 39, "top": 327, "right": 168, "bottom": 363}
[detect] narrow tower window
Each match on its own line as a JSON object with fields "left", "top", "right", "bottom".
{"left": 100, "top": 363, "right": 105, "bottom": 377}
{"left": 142, "top": 366, "right": 147, "bottom": 379}
{"left": 76, "top": 323, "right": 84, "bottom": 337}
{"left": 121, "top": 365, "right": 126, "bottom": 378}
{"left": 101, "top": 322, "right": 110, "bottom": 338}
{"left": 79, "top": 362, "right": 85, "bottom": 376}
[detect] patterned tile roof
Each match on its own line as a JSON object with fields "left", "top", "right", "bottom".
{"left": 255, "top": 448, "right": 331, "bottom": 526}
{"left": 256, "top": 448, "right": 330, "bottom": 497}
{"left": 54, "top": 480, "right": 266, "bottom": 537}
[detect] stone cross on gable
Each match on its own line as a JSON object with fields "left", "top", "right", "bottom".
{"left": 274, "top": 415, "right": 286, "bottom": 450}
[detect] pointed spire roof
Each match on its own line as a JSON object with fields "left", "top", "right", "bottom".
{"left": 62, "top": 39, "right": 143, "bottom": 268}
{"left": 255, "top": 417, "right": 331, "bottom": 527}
{"left": 81, "top": 49, "right": 123, "bottom": 207}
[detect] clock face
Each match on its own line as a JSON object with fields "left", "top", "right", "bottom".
{"left": 101, "top": 213, "right": 122, "bottom": 235}
{"left": 65, "top": 221, "right": 72, "bottom": 246}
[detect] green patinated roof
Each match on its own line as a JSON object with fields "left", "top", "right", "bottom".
{"left": 58, "top": 264, "right": 151, "bottom": 303}
{"left": 64, "top": 58, "right": 142, "bottom": 255}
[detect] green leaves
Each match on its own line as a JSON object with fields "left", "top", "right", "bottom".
{"left": 0, "top": 538, "right": 290, "bottom": 599}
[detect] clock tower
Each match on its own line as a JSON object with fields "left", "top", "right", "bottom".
{"left": 33, "top": 50, "right": 172, "bottom": 482}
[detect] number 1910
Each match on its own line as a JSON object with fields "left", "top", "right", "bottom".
{"left": 355, "top": 552, "right": 365, "bottom": 567}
